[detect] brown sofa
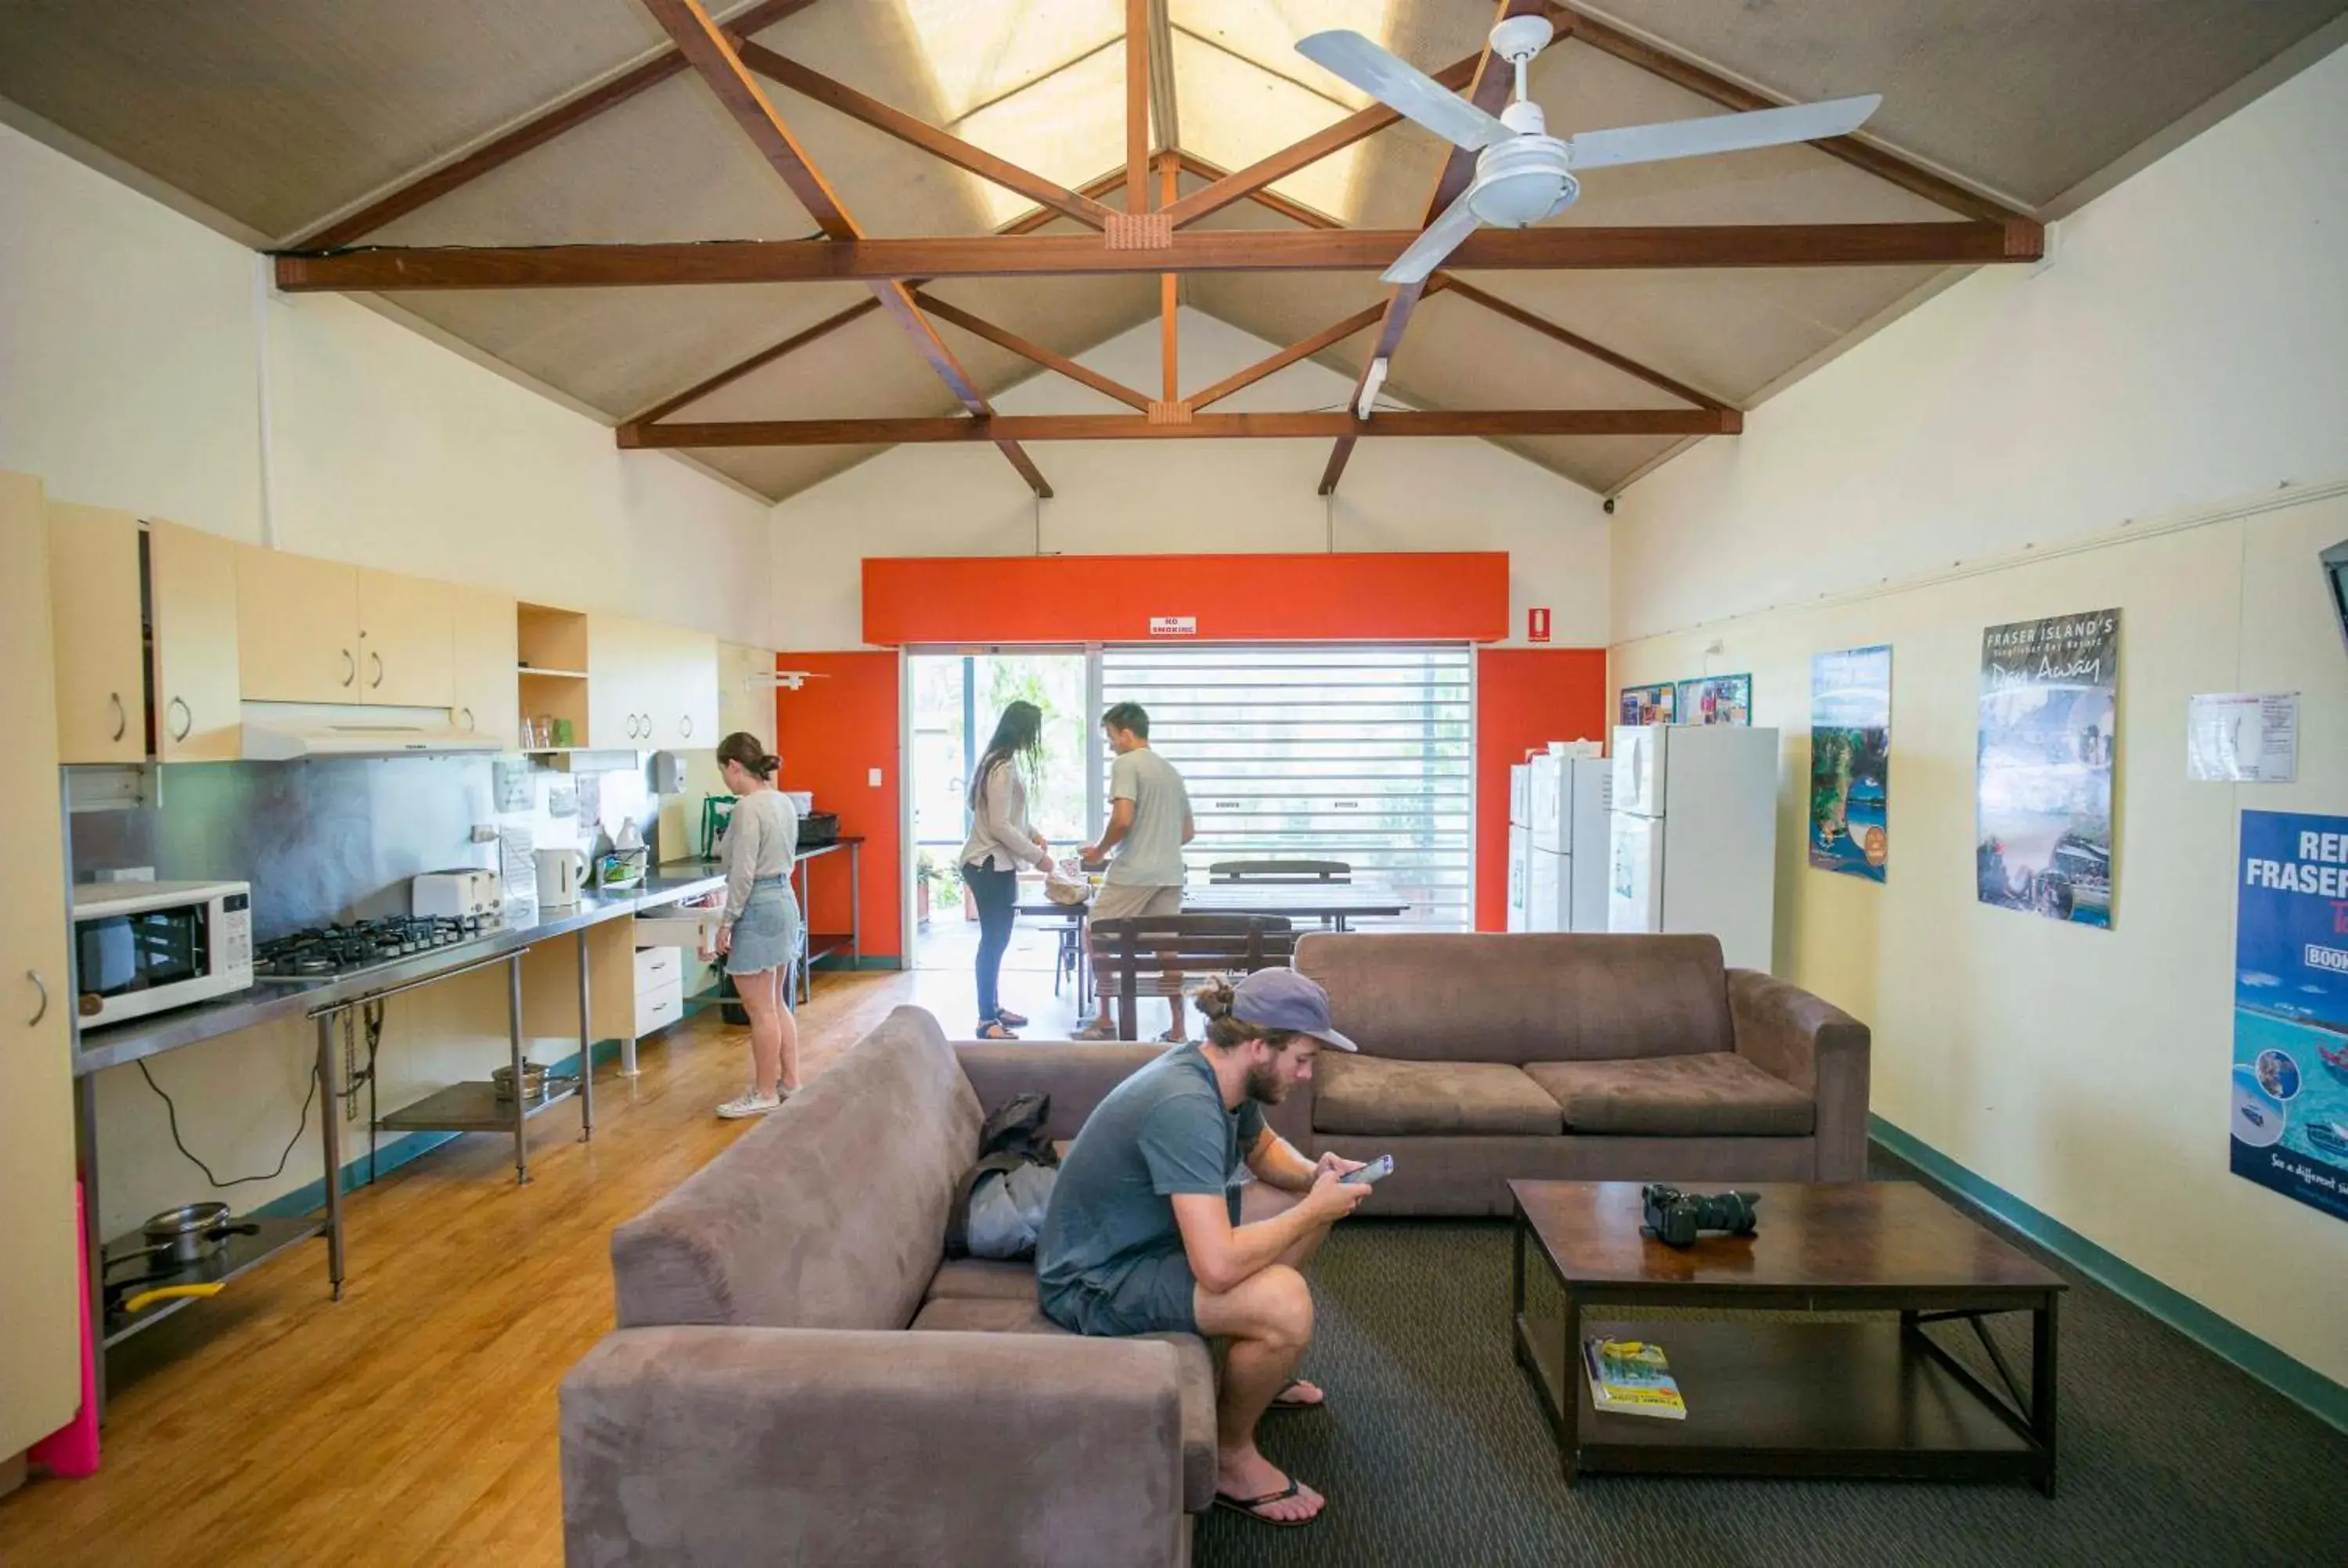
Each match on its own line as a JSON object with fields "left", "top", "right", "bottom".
{"left": 558, "top": 1005, "right": 1201, "bottom": 1568}
{"left": 1288, "top": 933, "right": 1871, "bottom": 1215}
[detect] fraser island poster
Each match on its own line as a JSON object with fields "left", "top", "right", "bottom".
{"left": 1975, "top": 608, "right": 2119, "bottom": 927}
{"left": 1810, "top": 646, "right": 1890, "bottom": 881}
{"left": 2231, "top": 811, "right": 2348, "bottom": 1226}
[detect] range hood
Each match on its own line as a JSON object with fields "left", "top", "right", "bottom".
{"left": 239, "top": 703, "right": 503, "bottom": 760}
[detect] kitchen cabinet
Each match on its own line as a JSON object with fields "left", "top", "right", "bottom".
{"left": 0, "top": 471, "right": 83, "bottom": 1460}
{"left": 46, "top": 502, "right": 145, "bottom": 764}
{"left": 356, "top": 568, "right": 454, "bottom": 707}
{"left": 718, "top": 641, "right": 777, "bottom": 753}
{"left": 149, "top": 521, "right": 242, "bottom": 761}
{"left": 588, "top": 615, "right": 655, "bottom": 748}
{"left": 450, "top": 586, "right": 520, "bottom": 750}
{"left": 237, "top": 546, "right": 359, "bottom": 703}
{"left": 664, "top": 629, "right": 720, "bottom": 750}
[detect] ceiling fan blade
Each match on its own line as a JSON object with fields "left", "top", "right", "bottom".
{"left": 1565, "top": 94, "right": 1882, "bottom": 171}
{"left": 1381, "top": 187, "right": 1485, "bottom": 286}
{"left": 1297, "top": 30, "right": 1514, "bottom": 152}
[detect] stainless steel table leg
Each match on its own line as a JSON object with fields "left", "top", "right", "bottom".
{"left": 316, "top": 1012, "right": 345, "bottom": 1300}
{"left": 577, "top": 929, "right": 595, "bottom": 1139}
{"left": 507, "top": 957, "right": 530, "bottom": 1185}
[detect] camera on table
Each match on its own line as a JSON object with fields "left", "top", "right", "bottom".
{"left": 1640, "top": 1183, "right": 1762, "bottom": 1248}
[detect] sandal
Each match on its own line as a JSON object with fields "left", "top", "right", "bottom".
{"left": 1212, "top": 1480, "right": 1319, "bottom": 1528}
{"left": 1154, "top": 1028, "right": 1190, "bottom": 1044}
{"left": 974, "top": 1020, "right": 1021, "bottom": 1041}
{"left": 1268, "top": 1377, "right": 1325, "bottom": 1411}
{"left": 995, "top": 1008, "right": 1030, "bottom": 1028}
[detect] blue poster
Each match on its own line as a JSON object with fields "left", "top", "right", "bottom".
{"left": 1810, "top": 646, "right": 1890, "bottom": 881}
{"left": 2231, "top": 810, "right": 2348, "bottom": 1225}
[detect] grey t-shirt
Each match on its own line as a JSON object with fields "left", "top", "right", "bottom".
{"left": 1104, "top": 745, "right": 1190, "bottom": 886}
{"left": 1035, "top": 1045, "right": 1264, "bottom": 1304}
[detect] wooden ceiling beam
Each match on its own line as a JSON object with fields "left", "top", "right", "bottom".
{"left": 621, "top": 408, "right": 1739, "bottom": 448}
{"left": 1547, "top": 2, "right": 2038, "bottom": 229}
{"left": 618, "top": 166, "right": 1128, "bottom": 430}
{"left": 735, "top": 41, "right": 1115, "bottom": 228}
{"left": 276, "top": 221, "right": 2036, "bottom": 290}
{"left": 1125, "top": 0, "right": 1151, "bottom": 217}
{"left": 289, "top": 0, "right": 824, "bottom": 248}
{"left": 1323, "top": 0, "right": 1547, "bottom": 496}
{"left": 909, "top": 291, "right": 1154, "bottom": 412}
{"left": 641, "top": 0, "right": 1049, "bottom": 494}
{"left": 1185, "top": 300, "right": 1387, "bottom": 412}
{"left": 1158, "top": 152, "right": 1180, "bottom": 405}
{"left": 1161, "top": 52, "right": 1483, "bottom": 230}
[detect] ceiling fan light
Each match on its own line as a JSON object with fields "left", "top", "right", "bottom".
{"left": 1468, "top": 166, "right": 1576, "bottom": 228}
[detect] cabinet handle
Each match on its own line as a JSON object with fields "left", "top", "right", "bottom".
{"left": 680, "top": 715, "right": 693, "bottom": 739}
{"left": 168, "top": 696, "right": 193, "bottom": 742}
{"left": 369, "top": 651, "right": 385, "bottom": 689}
{"left": 27, "top": 970, "right": 48, "bottom": 1028}
{"left": 459, "top": 706, "right": 475, "bottom": 731}
{"left": 109, "top": 692, "right": 127, "bottom": 742}
{"left": 341, "top": 649, "right": 357, "bottom": 687}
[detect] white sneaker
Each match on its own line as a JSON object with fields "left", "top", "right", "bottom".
{"left": 717, "top": 1089, "right": 785, "bottom": 1119}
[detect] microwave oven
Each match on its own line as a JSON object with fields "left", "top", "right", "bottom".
{"left": 70, "top": 879, "right": 255, "bottom": 1027}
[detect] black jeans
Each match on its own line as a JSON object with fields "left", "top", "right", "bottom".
{"left": 961, "top": 861, "right": 1019, "bottom": 1027}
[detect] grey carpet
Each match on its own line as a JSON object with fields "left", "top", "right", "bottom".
{"left": 1197, "top": 1153, "right": 2348, "bottom": 1567}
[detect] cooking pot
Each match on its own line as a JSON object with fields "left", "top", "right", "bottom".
{"left": 142, "top": 1201, "right": 234, "bottom": 1265}
{"left": 492, "top": 1062, "right": 551, "bottom": 1103}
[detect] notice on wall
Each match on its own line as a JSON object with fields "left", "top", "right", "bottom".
{"left": 2230, "top": 811, "right": 2348, "bottom": 1227}
{"left": 1976, "top": 608, "right": 2119, "bottom": 928}
{"left": 1619, "top": 682, "right": 1676, "bottom": 727}
{"left": 1678, "top": 673, "right": 1751, "bottom": 726}
{"left": 1810, "top": 646, "right": 1890, "bottom": 883}
{"left": 2188, "top": 692, "right": 2299, "bottom": 783}
{"left": 1149, "top": 615, "right": 1197, "bottom": 637}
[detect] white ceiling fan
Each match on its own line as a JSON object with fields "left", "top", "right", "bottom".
{"left": 1298, "top": 16, "right": 1882, "bottom": 285}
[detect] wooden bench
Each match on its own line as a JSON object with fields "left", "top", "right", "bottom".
{"left": 1089, "top": 914, "right": 1296, "bottom": 1041}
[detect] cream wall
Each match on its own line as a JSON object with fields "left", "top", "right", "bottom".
{"left": 769, "top": 307, "right": 1610, "bottom": 649}
{"left": 1610, "top": 44, "right": 2348, "bottom": 1394}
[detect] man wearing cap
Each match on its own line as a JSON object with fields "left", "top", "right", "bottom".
{"left": 1035, "top": 967, "right": 1370, "bottom": 1528}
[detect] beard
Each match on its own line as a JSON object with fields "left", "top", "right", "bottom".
{"left": 1243, "top": 1060, "right": 1288, "bottom": 1105}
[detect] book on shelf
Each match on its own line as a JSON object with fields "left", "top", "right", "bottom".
{"left": 1583, "top": 1336, "right": 1687, "bottom": 1419}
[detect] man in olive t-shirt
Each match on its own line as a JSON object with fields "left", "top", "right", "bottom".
{"left": 1077, "top": 701, "right": 1194, "bottom": 1040}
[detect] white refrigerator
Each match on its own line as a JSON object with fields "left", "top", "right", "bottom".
{"left": 1505, "top": 762, "right": 1533, "bottom": 932}
{"left": 1527, "top": 753, "right": 1613, "bottom": 932}
{"left": 1607, "top": 725, "right": 1781, "bottom": 970}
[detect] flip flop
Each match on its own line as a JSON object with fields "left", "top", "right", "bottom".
{"left": 995, "top": 1009, "right": 1030, "bottom": 1027}
{"left": 974, "top": 1021, "right": 1021, "bottom": 1041}
{"left": 1211, "top": 1480, "right": 1319, "bottom": 1528}
{"left": 1268, "top": 1377, "right": 1325, "bottom": 1411}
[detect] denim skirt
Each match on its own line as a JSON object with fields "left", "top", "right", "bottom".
{"left": 726, "top": 876, "right": 801, "bottom": 976}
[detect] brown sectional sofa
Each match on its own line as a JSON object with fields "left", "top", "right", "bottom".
{"left": 1289, "top": 932, "right": 1871, "bottom": 1214}
{"left": 559, "top": 1005, "right": 1197, "bottom": 1568}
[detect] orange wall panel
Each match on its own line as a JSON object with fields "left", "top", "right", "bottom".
{"left": 773, "top": 650, "right": 902, "bottom": 963}
{"left": 1473, "top": 648, "right": 1609, "bottom": 932}
{"left": 862, "top": 552, "right": 1509, "bottom": 646}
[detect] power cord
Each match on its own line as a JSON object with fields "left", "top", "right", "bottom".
{"left": 139, "top": 1056, "right": 320, "bottom": 1190}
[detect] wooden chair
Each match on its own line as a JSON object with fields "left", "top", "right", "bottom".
{"left": 1205, "top": 860, "right": 1352, "bottom": 884}
{"left": 1089, "top": 914, "right": 1295, "bottom": 1041}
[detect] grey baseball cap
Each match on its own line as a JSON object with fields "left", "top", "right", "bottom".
{"left": 1231, "top": 968, "right": 1358, "bottom": 1052}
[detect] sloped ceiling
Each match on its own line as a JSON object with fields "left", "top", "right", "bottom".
{"left": 1, "top": 0, "right": 2341, "bottom": 500}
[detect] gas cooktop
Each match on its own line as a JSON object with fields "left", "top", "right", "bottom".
{"left": 253, "top": 915, "right": 492, "bottom": 983}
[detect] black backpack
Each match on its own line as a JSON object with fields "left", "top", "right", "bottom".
{"left": 944, "top": 1092, "right": 1059, "bottom": 1259}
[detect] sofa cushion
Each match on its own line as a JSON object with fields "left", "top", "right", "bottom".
{"left": 1524, "top": 1053, "right": 1815, "bottom": 1137}
{"left": 1313, "top": 1054, "right": 1561, "bottom": 1137}
{"left": 926, "top": 1257, "right": 1043, "bottom": 1301}
{"left": 1295, "top": 932, "right": 1733, "bottom": 1064}
{"left": 910, "top": 1297, "right": 1218, "bottom": 1512}
{"left": 611, "top": 1005, "right": 982, "bottom": 1333}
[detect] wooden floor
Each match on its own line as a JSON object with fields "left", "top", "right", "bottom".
{"left": 0, "top": 970, "right": 935, "bottom": 1567}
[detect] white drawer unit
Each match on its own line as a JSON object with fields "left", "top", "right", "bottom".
{"left": 634, "top": 944, "right": 682, "bottom": 990}
{"left": 635, "top": 904, "right": 722, "bottom": 954}
{"left": 635, "top": 976, "right": 684, "bottom": 1039}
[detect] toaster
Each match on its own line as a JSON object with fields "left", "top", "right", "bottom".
{"left": 412, "top": 869, "right": 502, "bottom": 919}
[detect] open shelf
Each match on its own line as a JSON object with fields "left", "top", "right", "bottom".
{"left": 379, "top": 1077, "right": 579, "bottom": 1135}
{"left": 518, "top": 666, "right": 589, "bottom": 680}
{"left": 101, "top": 1214, "right": 328, "bottom": 1348}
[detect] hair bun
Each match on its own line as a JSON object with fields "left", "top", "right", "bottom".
{"left": 760, "top": 753, "right": 781, "bottom": 775}
{"left": 1192, "top": 978, "right": 1237, "bottom": 1020}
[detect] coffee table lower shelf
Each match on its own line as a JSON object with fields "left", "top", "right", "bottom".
{"left": 1517, "top": 1313, "right": 2049, "bottom": 1487}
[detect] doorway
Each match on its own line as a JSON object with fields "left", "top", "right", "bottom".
{"left": 906, "top": 649, "right": 1090, "bottom": 1028}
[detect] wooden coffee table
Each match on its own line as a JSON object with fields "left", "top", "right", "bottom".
{"left": 1510, "top": 1181, "right": 2065, "bottom": 1493}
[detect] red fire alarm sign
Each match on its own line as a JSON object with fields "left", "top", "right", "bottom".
{"left": 1528, "top": 607, "right": 1551, "bottom": 642}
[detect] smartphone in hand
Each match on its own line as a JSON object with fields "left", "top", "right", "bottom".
{"left": 1340, "top": 1154, "right": 1394, "bottom": 1186}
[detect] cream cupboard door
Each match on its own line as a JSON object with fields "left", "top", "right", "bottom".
{"left": 149, "top": 521, "right": 243, "bottom": 761}
{"left": 450, "top": 587, "right": 520, "bottom": 750}
{"left": 0, "top": 472, "right": 83, "bottom": 1457}
{"left": 588, "top": 614, "right": 651, "bottom": 748}
{"left": 45, "top": 502, "right": 144, "bottom": 764}
{"left": 237, "top": 545, "right": 358, "bottom": 703}
{"left": 670, "top": 630, "right": 720, "bottom": 749}
{"left": 718, "top": 642, "right": 777, "bottom": 751}
{"left": 356, "top": 568, "right": 454, "bottom": 707}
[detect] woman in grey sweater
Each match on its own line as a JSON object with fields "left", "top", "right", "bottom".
{"left": 960, "top": 701, "right": 1053, "bottom": 1038}
{"left": 711, "top": 732, "right": 801, "bottom": 1118}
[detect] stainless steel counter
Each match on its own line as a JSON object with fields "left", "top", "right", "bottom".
{"left": 72, "top": 872, "right": 726, "bottom": 1076}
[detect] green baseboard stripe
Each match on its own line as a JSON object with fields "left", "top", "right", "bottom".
{"left": 1871, "top": 1114, "right": 2348, "bottom": 1436}
{"left": 811, "top": 955, "right": 902, "bottom": 972}
{"left": 247, "top": 1039, "right": 631, "bottom": 1224}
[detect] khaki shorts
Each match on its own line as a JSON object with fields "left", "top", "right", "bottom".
{"left": 1088, "top": 882, "right": 1183, "bottom": 922}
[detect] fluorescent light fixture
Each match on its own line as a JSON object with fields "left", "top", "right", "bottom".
{"left": 1356, "top": 357, "right": 1389, "bottom": 419}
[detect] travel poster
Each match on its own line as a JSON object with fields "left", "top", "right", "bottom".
{"left": 2230, "top": 811, "right": 2348, "bottom": 1226}
{"left": 1678, "top": 673, "right": 1752, "bottom": 726}
{"left": 1809, "top": 646, "right": 1890, "bottom": 881}
{"left": 1619, "top": 683, "right": 1675, "bottom": 726}
{"left": 1976, "top": 609, "right": 2119, "bottom": 927}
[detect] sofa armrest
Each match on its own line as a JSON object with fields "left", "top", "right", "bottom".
{"left": 562, "top": 1325, "right": 1187, "bottom": 1568}
{"left": 956, "top": 1042, "right": 1164, "bottom": 1140}
{"left": 1727, "top": 969, "right": 1871, "bottom": 1183}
